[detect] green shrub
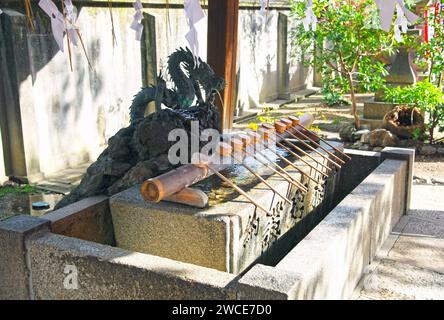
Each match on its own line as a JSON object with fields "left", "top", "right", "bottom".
{"left": 384, "top": 81, "right": 444, "bottom": 143}
{"left": 290, "top": 0, "right": 394, "bottom": 128}
{"left": 0, "top": 185, "right": 39, "bottom": 199}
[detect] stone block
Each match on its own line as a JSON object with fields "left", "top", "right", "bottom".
{"left": 111, "top": 188, "right": 234, "bottom": 273}
{"left": 43, "top": 196, "right": 115, "bottom": 246}
{"left": 381, "top": 147, "right": 415, "bottom": 211}
{"left": 236, "top": 264, "right": 302, "bottom": 300}
{"left": 275, "top": 194, "right": 373, "bottom": 299}
{"left": 110, "top": 144, "right": 342, "bottom": 274}
{"left": 270, "top": 159, "right": 408, "bottom": 299}
{"left": 352, "top": 159, "right": 407, "bottom": 257}
{"left": 0, "top": 215, "right": 50, "bottom": 299}
{"left": 27, "top": 233, "right": 236, "bottom": 300}
{"left": 363, "top": 101, "right": 396, "bottom": 120}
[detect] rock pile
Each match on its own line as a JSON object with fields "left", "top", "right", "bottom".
{"left": 55, "top": 104, "right": 219, "bottom": 209}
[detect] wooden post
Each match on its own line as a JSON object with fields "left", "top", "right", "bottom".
{"left": 207, "top": 0, "right": 239, "bottom": 130}
{"left": 141, "top": 13, "right": 157, "bottom": 115}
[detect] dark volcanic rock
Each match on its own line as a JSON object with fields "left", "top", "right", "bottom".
{"left": 55, "top": 104, "right": 219, "bottom": 210}
{"left": 339, "top": 123, "right": 357, "bottom": 142}
{"left": 132, "top": 109, "right": 188, "bottom": 160}
{"left": 108, "top": 136, "right": 132, "bottom": 161}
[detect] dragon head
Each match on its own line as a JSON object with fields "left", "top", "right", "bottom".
{"left": 188, "top": 54, "right": 226, "bottom": 103}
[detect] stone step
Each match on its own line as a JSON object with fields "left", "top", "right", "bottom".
{"left": 260, "top": 99, "right": 294, "bottom": 109}
{"left": 290, "top": 88, "right": 319, "bottom": 102}
{"left": 360, "top": 258, "right": 444, "bottom": 300}
{"left": 235, "top": 88, "right": 320, "bottom": 124}
{"left": 35, "top": 163, "right": 90, "bottom": 194}
{"left": 233, "top": 111, "right": 258, "bottom": 123}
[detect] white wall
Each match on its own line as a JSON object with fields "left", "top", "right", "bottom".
{"left": 16, "top": 7, "right": 142, "bottom": 177}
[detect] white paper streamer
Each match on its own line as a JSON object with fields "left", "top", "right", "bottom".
{"left": 302, "top": 0, "right": 317, "bottom": 32}
{"left": 394, "top": 4, "right": 409, "bottom": 41}
{"left": 259, "top": 0, "right": 268, "bottom": 18}
{"left": 64, "top": 0, "right": 79, "bottom": 46}
{"left": 374, "top": 0, "right": 419, "bottom": 33}
{"left": 130, "top": 0, "right": 144, "bottom": 41}
{"left": 39, "top": 0, "right": 66, "bottom": 51}
{"left": 184, "top": 0, "right": 205, "bottom": 66}
{"left": 38, "top": 0, "right": 81, "bottom": 52}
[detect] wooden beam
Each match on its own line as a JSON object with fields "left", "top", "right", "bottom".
{"left": 207, "top": 0, "right": 239, "bottom": 130}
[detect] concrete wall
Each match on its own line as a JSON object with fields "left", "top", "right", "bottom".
{"left": 0, "top": 6, "right": 143, "bottom": 181}
{"left": 0, "top": 1, "right": 311, "bottom": 182}
{"left": 236, "top": 10, "right": 311, "bottom": 116}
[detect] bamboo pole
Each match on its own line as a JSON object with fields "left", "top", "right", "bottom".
{"left": 286, "top": 116, "right": 346, "bottom": 165}
{"left": 141, "top": 113, "right": 315, "bottom": 203}
{"left": 229, "top": 138, "right": 293, "bottom": 204}
{"left": 279, "top": 119, "right": 342, "bottom": 169}
{"left": 241, "top": 132, "right": 308, "bottom": 193}
{"left": 273, "top": 121, "right": 333, "bottom": 173}
{"left": 288, "top": 116, "right": 351, "bottom": 160}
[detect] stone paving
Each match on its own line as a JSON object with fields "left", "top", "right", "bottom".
{"left": 356, "top": 185, "right": 444, "bottom": 300}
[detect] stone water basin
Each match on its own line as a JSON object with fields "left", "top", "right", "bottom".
{"left": 110, "top": 141, "right": 341, "bottom": 274}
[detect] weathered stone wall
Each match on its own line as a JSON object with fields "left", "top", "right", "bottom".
{"left": 0, "top": 1, "right": 311, "bottom": 181}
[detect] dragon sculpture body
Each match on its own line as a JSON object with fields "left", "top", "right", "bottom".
{"left": 129, "top": 47, "right": 225, "bottom": 125}
{"left": 55, "top": 48, "right": 225, "bottom": 209}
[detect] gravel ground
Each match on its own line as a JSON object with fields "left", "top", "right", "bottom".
{"left": 414, "top": 155, "right": 444, "bottom": 180}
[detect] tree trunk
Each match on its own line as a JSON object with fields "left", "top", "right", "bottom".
{"left": 346, "top": 72, "right": 360, "bottom": 129}
{"left": 429, "top": 124, "right": 434, "bottom": 144}
{"left": 429, "top": 72, "right": 443, "bottom": 144}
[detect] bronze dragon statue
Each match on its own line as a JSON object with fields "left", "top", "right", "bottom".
{"left": 129, "top": 47, "right": 225, "bottom": 125}
{"left": 55, "top": 48, "right": 225, "bottom": 209}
